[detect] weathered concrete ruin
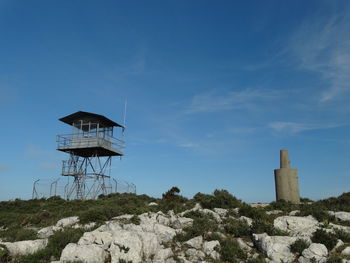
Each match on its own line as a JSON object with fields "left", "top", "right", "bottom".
{"left": 274, "top": 150, "right": 300, "bottom": 204}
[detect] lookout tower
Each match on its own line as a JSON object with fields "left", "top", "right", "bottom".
{"left": 274, "top": 150, "right": 300, "bottom": 204}
{"left": 57, "top": 111, "right": 125, "bottom": 199}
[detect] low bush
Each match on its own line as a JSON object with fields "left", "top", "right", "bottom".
{"left": 158, "top": 187, "right": 190, "bottom": 213}
{"left": 268, "top": 200, "right": 296, "bottom": 212}
{"left": 326, "top": 255, "right": 343, "bottom": 263}
{"left": 290, "top": 239, "right": 310, "bottom": 254}
{"left": 219, "top": 238, "right": 247, "bottom": 263}
{"left": 312, "top": 229, "right": 338, "bottom": 250}
{"left": 299, "top": 203, "right": 335, "bottom": 223}
{"left": 0, "top": 227, "right": 37, "bottom": 242}
{"left": 174, "top": 211, "right": 218, "bottom": 242}
{"left": 251, "top": 219, "right": 274, "bottom": 235}
{"left": 0, "top": 245, "right": 10, "bottom": 263}
{"left": 334, "top": 229, "right": 350, "bottom": 242}
{"left": 246, "top": 255, "right": 266, "bottom": 263}
{"left": 193, "top": 190, "right": 242, "bottom": 209}
{"left": 224, "top": 218, "right": 250, "bottom": 237}
{"left": 239, "top": 205, "right": 270, "bottom": 222}
{"left": 10, "top": 227, "right": 86, "bottom": 263}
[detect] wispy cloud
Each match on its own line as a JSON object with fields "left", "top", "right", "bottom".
{"left": 186, "top": 88, "right": 282, "bottom": 114}
{"left": 288, "top": 5, "right": 350, "bottom": 102}
{"left": 268, "top": 121, "right": 345, "bottom": 135}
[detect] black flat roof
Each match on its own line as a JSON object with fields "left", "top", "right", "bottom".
{"left": 59, "top": 111, "right": 124, "bottom": 128}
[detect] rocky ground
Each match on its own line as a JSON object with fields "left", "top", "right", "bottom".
{"left": 2, "top": 200, "right": 350, "bottom": 263}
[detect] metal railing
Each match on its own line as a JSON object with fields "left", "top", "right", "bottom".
{"left": 32, "top": 177, "right": 136, "bottom": 200}
{"left": 57, "top": 132, "right": 125, "bottom": 153}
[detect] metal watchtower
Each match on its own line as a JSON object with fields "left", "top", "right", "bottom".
{"left": 57, "top": 111, "right": 125, "bottom": 199}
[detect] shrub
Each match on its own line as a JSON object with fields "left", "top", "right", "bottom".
{"left": 224, "top": 218, "right": 250, "bottom": 237}
{"left": 299, "top": 203, "right": 334, "bottom": 223}
{"left": 174, "top": 211, "right": 218, "bottom": 242}
{"left": 251, "top": 219, "right": 274, "bottom": 235}
{"left": 290, "top": 239, "right": 310, "bottom": 254}
{"left": 0, "top": 245, "right": 10, "bottom": 263}
{"left": 327, "top": 255, "right": 342, "bottom": 263}
{"left": 334, "top": 229, "right": 350, "bottom": 242}
{"left": 246, "top": 255, "right": 266, "bottom": 263}
{"left": 239, "top": 205, "right": 269, "bottom": 222}
{"left": 312, "top": 229, "right": 338, "bottom": 250}
{"left": 0, "top": 227, "right": 37, "bottom": 242}
{"left": 159, "top": 187, "right": 189, "bottom": 213}
{"left": 219, "top": 238, "right": 247, "bottom": 263}
{"left": 193, "top": 190, "right": 242, "bottom": 209}
{"left": 162, "top": 187, "right": 180, "bottom": 199}
{"left": 268, "top": 200, "right": 296, "bottom": 212}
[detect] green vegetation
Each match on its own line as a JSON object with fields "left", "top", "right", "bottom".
{"left": 219, "top": 238, "right": 247, "bottom": 263}
{"left": 312, "top": 229, "right": 338, "bottom": 250}
{"left": 4, "top": 227, "right": 86, "bottom": 263}
{"left": 289, "top": 239, "right": 310, "bottom": 254}
{"left": 0, "top": 227, "right": 37, "bottom": 242}
{"left": 174, "top": 210, "right": 219, "bottom": 242}
{"left": 224, "top": 218, "right": 250, "bottom": 237}
{"left": 193, "top": 189, "right": 242, "bottom": 209}
{"left": 326, "top": 255, "right": 343, "bottom": 263}
{"left": 2, "top": 189, "right": 350, "bottom": 263}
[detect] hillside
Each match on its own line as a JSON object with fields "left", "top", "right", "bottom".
{"left": 1, "top": 189, "right": 350, "bottom": 263}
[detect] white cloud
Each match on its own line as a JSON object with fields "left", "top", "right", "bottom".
{"left": 268, "top": 121, "right": 344, "bottom": 135}
{"left": 288, "top": 6, "right": 350, "bottom": 102}
{"left": 186, "top": 88, "right": 282, "bottom": 114}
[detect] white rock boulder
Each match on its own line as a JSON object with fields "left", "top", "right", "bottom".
{"left": 274, "top": 216, "right": 319, "bottom": 237}
{"left": 298, "top": 243, "right": 328, "bottom": 263}
{"left": 341, "top": 246, "right": 350, "bottom": 255}
{"left": 253, "top": 233, "right": 297, "bottom": 263}
{"left": 56, "top": 216, "right": 79, "bottom": 228}
{"left": 185, "top": 236, "right": 203, "bottom": 249}
{"left": 60, "top": 243, "right": 108, "bottom": 263}
{"left": 0, "top": 239, "right": 48, "bottom": 256}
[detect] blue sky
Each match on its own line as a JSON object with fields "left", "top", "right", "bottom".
{"left": 0, "top": 0, "right": 349, "bottom": 202}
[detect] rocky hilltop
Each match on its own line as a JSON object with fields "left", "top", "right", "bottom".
{"left": 1, "top": 189, "right": 350, "bottom": 263}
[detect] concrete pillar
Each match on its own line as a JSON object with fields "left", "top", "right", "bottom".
{"left": 274, "top": 150, "right": 300, "bottom": 204}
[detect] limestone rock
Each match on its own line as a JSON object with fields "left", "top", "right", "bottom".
{"left": 56, "top": 216, "right": 79, "bottom": 228}
{"left": 60, "top": 243, "right": 108, "bottom": 263}
{"left": 148, "top": 202, "right": 158, "bottom": 206}
{"left": 0, "top": 239, "right": 48, "bottom": 256}
{"left": 185, "top": 236, "right": 203, "bottom": 249}
{"left": 239, "top": 216, "right": 253, "bottom": 227}
{"left": 266, "top": 210, "right": 283, "bottom": 215}
{"left": 153, "top": 247, "right": 173, "bottom": 262}
{"left": 185, "top": 248, "right": 205, "bottom": 261}
{"left": 109, "top": 229, "right": 159, "bottom": 263}
{"left": 333, "top": 239, "right": 345, "bottom": 252}
{"left": 298, "top": 243, "right": 327, "bottom": 263}
{"left": 253, "top": 233, "right": 297, "bottom": 263}
{"left": 341, "top": 246, "right": 350, "bottom": 255}
{"left": 274, "top": 216, "right": 318, "bottom": 237}
{"left": 213, "top": 208, "right": 228, "bottom": 217}
{"left": 139, "top": 211, "right": 170, "bottom": 226}
{"left": 78, "top": 230, "right": 113, "bottom": 249}
{"left": 37, "top": 226, "right": 59, "bottom": 238}
{"left": 168, "top": 210, "right": 193, "bottom": 229}
{"left": 203, "top": 240, "right": 220, "bottom": 255}
{"left": 237, "top": 238, "right": 252, "bottom": 251}
{"left": 289, "top": 210, "right": 300, "bottom": 216}
{"left": 330, "top": 223, "right": 350, "bottom": 233}
{"left": 329, "top": 211, "right": 350, "bottom": 222}
{"left": 202, "top": 209, "right": 222, "bottom": 222}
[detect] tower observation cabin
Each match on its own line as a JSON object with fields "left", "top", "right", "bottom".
{"left": 56, "top": 111, "right": 125, "bottom": 199}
